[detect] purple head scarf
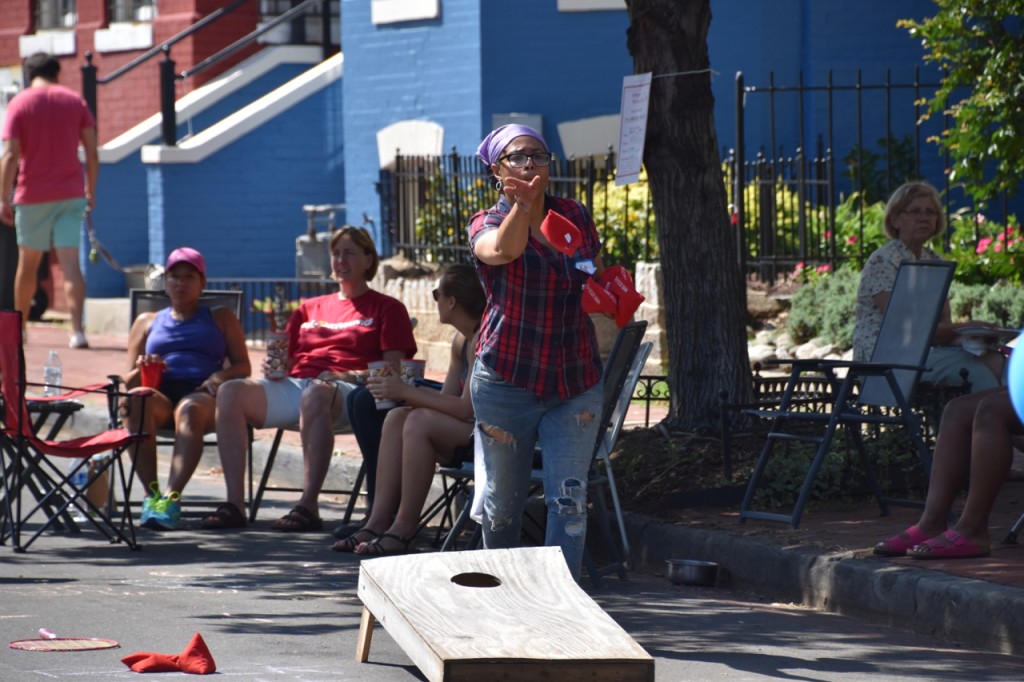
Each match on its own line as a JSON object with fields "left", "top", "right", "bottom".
{"left": 476, "top": 124, "right": 549, "bottom": 166}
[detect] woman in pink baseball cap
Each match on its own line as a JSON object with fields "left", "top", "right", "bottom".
{"left": 120, "top": 247, "right": 251, "bottom": 530}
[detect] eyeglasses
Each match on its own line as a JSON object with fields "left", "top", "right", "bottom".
{"left": 431, "top": 288, "right": 441, "bottom": 301}
{"left": 498, "top": 152, "right": 553, "bottom": 168}
{"left": 903, "top": 207, "right": 939, "bottom": 219}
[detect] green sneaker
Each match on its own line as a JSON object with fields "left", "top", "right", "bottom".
{"left": 140, "top": 484, "right": 182, "bottom": 531}
{"left": 139, "top": 482, "right": 161, "bottom": 528}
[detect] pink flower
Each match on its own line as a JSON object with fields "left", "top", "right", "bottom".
{"left": 976, "top": 237, "right": 992, "bottom": 254}
{"left": 824, "top": 230, "right": 832, "bottom": 239}
{"left": 816, "top": 264, "right": 831, "bottom": 274}
{"left": 994, "top": 242, "right": 1003, "bottom": 253}
{"left": 976, "top": 213, "right": 987, "bottom": 225}
{"left": 846, "top": 235, "right": 858, "bottom": 245}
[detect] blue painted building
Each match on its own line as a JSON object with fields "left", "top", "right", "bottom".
{"left": 87, "top": 0, "right": 944, "bottom": 297}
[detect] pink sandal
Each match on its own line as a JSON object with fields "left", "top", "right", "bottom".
{"left": 907, "top": 530, "right": 990, "bottom": 560}
{"left": 872, "top": 525, "right": 933, "bottom": 556}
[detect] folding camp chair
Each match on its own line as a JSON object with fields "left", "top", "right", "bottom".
{"left": 435, "top": 321, "right": 649, "bottom": 585}
{"left": 738, "top": 260, "right": 956, "bottom": 528}
{"left": 124, "top": 288, "right": 250, "bottom": 515}
{"left": 248, "top": 425, "right": 366, "bottom": 524}
{"left": 249, "top": 316, "right": 422, "bottom": 524}
{"left": 0, "top": 310, "right": 150, "bottom": 552}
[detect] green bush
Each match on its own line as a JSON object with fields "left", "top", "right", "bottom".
{"left": 787, "top": 265, "right": 859, "bottom": 346}
{"left": 791, "top": 275, "right": 1024, "bottom": 349}
{"left": 933, "top": 209, "right": 1023, "bottom": 286}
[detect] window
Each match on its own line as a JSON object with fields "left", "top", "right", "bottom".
{"left": 259, "top": 0, "right": 339, "bottom": 45}
{"left": 108, "top": 0, "right": 156, "bottom": 23}
{"left": 36, "top": 0, "right": 77, "bottom": 30}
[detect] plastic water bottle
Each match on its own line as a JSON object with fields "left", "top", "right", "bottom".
{"left": 43, "top": 350, "right": 62, "bottom": 396}
{"left": 68, "top": 457, "right": 90, "bottom": 521}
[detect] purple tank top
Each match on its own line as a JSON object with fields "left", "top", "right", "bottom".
{"left": 145, "top": 305, "right": 227, "bottom": 383}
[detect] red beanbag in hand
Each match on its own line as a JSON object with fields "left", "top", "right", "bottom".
{"left": 540, "top": 210, "right": 583, "bottom": 256}
{"left": 600, "top": 265, "right": 646, "bottom": 328}
{"left": 582, "top": 277, "right": 618, "bottom": 316}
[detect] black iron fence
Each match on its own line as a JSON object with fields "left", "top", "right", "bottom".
{"left": 205, "top": 277, "right": 338, "bottom": 344}
{"left": 378, "top": 150, "right": 656, "bottom": 271}
{"left": 381, "top": 70, "right": 1018, "bottom": 284}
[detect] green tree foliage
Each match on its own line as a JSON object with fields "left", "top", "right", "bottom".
{"left": 899, "top": 3, "right": 1024, "bottom": 202}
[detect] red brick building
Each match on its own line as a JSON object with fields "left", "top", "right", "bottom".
{"left": 1, "top": 0, "right": 263, "bottom": 144}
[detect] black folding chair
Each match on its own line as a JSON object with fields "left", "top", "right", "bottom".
{"left": 738, "top": 260, "right": 956, "bottom": 528}
{"left": 435, "top": 321, "right": 649, "bottom": 586}
{"left": 122, "top": 289, "right": 250, "bottom": 516}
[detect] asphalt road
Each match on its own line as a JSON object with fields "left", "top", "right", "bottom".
{"left": 3, "top": 488, "right": 1024, "bottom": 682}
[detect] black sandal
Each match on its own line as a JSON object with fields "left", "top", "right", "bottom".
{"left": 354, "top": 532, "right": 414, "bottom": 556}
{"left": 271, "top": 505, "right": 324, "bottom": 532}
{"left": 331, "top": 528, "right": 379, "bottom": 552}
{"left": 201, "top": 502, "right": 247, "bottom": 530}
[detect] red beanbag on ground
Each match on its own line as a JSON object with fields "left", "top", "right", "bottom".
{"left": 582, "top": 277, "right": 618, "bottom": 316}
{"left": 122, "top": 632, "right": 216, "bottom": 675}
{"left": 600, "top": 265, "right": 646, "bottom": 328}
{"left": 540, "top": 210, "right": 583, "bottom": 256}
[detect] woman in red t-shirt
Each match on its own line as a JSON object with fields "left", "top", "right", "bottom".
{"left": 203, "top": 226, "right": 416, "bottom": 530}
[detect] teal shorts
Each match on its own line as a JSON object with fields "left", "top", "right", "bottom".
{"left": 14, "top": 198, "right": 88, "bottom": 251}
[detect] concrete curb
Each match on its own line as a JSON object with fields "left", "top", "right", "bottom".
{"left": 624, "top": 514, "right": 1024, "bottom": 655}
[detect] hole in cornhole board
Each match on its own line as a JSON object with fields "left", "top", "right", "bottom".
{"left": 450, "top": 572, "right": 502, "bottom": 588}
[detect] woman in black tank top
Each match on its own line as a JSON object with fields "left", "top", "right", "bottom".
{"left": 333, "top": 264, "right": 485, "bottom": 555}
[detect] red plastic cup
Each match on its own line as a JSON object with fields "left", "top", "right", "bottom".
{"left": 139, "top": 360, "right": 166, "bottom": 388}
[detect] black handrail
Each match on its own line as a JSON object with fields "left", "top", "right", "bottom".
{"left": 81, "top": 0, "right": 247, "bottom": 120}
{"left": 183, "top": 0, "right": 332, "bottom": 81}
{"left": 82, "top": 0, "right": 335, "bottom": 145}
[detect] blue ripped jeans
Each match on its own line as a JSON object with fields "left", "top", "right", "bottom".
{"left": 470, "top": 360, "right": 603, "bottom": 582}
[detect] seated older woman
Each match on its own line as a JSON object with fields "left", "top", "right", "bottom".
{"left": 204, "top": 226, "right": 417, "bottom": 531}
{"left": 852, "top": 180, "right": 1004, "bottom": 391}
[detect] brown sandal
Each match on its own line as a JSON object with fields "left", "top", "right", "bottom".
{"left": 200, "top": 503, "right": 247, "bottom": 530}
{"left": 354, "top": 532, "right": 414, "bottom": 556}
{"left": 331, "top": 528, "right": 379, "bottom": 552}
{"left": 271, "top": 505, "right": 324, "bottom": 532}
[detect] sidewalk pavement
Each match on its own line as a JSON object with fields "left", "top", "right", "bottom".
{"left": 17, "top": 321, "right": 1024, "bottom": 656}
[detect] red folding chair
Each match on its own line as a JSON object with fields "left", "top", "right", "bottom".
{"left": 0, "top": 310, "right": 150, "bottom": 552}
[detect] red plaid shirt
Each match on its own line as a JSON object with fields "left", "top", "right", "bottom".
{"left": 469, "top": 194, "right": 602, "bottom": 400}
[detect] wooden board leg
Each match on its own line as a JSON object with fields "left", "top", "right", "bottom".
{"left": 355, "top": 606, "right": 375, "bottom": 663}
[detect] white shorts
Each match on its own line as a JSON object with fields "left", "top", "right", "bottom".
{"left": 923, "top": 346, "right": 1002, "bottom": 392}
{"left": 260, "top": 377, "right": 357, "bottom": 431}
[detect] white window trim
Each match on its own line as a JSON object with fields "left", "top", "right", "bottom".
{"left": 19, "top": 30, "right": 76, "bottom": 58}
{"left": 94, "top": 22, "right": 154, "bottom": 53}
{"left": 557, "top": 0, "right": 625, "bottom": 11}
{"left": 557, "top": 114, "right": 620, "bottom": 161}
{"left": 376, "top": 120, "right": 444, "bottom": 170}
{"left": 371, "top": 0, "right": 439, "bottom": 25}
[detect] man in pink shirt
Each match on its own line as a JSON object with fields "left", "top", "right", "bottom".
{"left": 1, "top": 52, "right": 98, "bottom": 348}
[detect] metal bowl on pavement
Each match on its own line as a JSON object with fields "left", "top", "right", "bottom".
{"left": 665, "top": 559, "right": 719, "bottom": 586}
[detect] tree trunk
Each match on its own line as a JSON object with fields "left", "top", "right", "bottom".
{"left": 625, "top": 0, "right": 752, "bottom": 431}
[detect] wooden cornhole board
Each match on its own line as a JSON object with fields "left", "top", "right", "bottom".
{"left": 356, "top": 546, "right": 654, "bottom": 682}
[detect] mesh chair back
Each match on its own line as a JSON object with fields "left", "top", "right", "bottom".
{"left": 129, "top": 289, "right": 244, "bottom": 325}
{"left": 596, "top": 321, "right": 648, "bottom": 437}
{"left": 859, "top": 260, "right": 955, "bottom": 407}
